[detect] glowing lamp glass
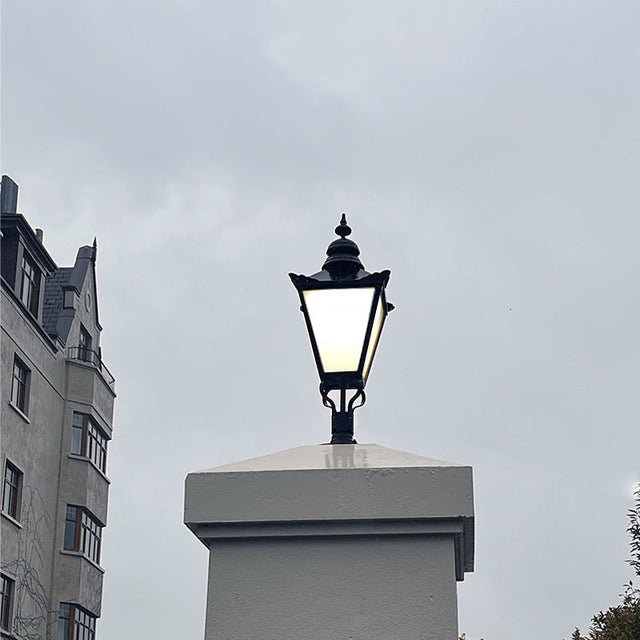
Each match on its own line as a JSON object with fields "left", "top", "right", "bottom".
{"left": 303, "top": 287, "right": 376, "bottom": 374}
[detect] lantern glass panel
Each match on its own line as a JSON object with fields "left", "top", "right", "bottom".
{"left": 362, "top": 295, "right": 385, "bottom": 381}
{"left": 303, "top": 287, "right": 375, "bottom": 373}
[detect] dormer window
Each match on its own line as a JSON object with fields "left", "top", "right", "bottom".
{"left": 19, "top": 254, "right": 40, "bottom": 316}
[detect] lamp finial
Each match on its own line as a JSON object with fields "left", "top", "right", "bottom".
{"left": 335, "top": 213, "right": 352, "bottom": 239}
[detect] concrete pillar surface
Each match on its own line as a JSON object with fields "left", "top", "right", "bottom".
{"left": 184, "top": 444, "right": 474, "bottom": 640}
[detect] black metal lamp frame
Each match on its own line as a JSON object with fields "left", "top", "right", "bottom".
{"left": 289, "top": 215, "right": 393, "bottom": 444}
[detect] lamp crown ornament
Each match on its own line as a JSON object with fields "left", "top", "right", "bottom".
{"left": 323, "top": 213, "right": 364, "bottom": 280}
{"left": 335, "top": 212, "right": 351, "bottom": 237}
{"left": 289, "top": 214, "right": 393, "bottom": 444}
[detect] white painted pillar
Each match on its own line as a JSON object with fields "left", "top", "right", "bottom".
{"left": 184, "top": 444, "right": 474, "bottom": 640}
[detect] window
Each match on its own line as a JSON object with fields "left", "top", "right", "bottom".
{"left": 19, "top": 254, "right": 40, "bottom": 316}
{"left": 64, "top": 506, "right": 102, "bottom": 564}
{"left": 58, "top": 603, "right": 96, "bottom": 640}
{"left": 2, "top": 461, "right": 22, "bottom": 520}
{"left": 0, "top": 574, "right": 14, "bottom": 632}
{"left": 71, "top": 413, "right": 108, "bottom": 473}
{"left": 10, "top": 356, "right": 30, "bottom": 414}
{"left": 78, "top": 325, "right": 93, "bottom": 362}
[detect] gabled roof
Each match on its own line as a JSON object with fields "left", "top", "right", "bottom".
{"left": 1, "top": 177, "right": 102, "bottom": 349}
{"left": 43, "top": 244, "right": 98, "bottom": 343}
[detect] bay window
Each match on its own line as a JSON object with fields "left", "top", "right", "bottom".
{"left": 71, "top": 413, "right": 108, "bottom": 473}
{"left": 64, "top": 506, "right": 102, "bottom": 565}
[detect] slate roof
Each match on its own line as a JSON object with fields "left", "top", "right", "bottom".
{"left": 42, "top": 267, "right": 72, "bottom": 337}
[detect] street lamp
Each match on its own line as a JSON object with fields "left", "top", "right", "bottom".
{"left": 290, "top": 214, "right": 393, "bottom": 444}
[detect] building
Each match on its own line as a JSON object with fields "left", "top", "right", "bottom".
{"left": 1, "top": 175, "right": 115, "bottom": 640}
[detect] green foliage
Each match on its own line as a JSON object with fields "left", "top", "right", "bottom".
{"left": 587, "top": 581, "right": 640, "bottom": 639}
{"left": 462, "top": 488, "right": 640, "bottom": 640}
{"left": 574, "top": 485, "right": 640, "bottom": 640}
{"left": 628, "top": 485, "right": 640, "bottom": 579}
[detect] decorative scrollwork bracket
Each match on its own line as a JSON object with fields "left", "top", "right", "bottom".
{"left": 320, "top": 382, "right": 366, "bottom": 444}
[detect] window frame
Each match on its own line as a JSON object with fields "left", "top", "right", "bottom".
{"left": 78, "top": 325, "right": 93, "bottom": 363}
{"left": 19, "top": 253, "right": 40, "bottom": 316}
{"left": 64, "top": 505, "right": 103, "bottom": 565}
{"left": 10, "top": 356, "right": 30, "bottom": 415}
{"left": 58, "top": 603, "right": 97, "bottom": 640}
{"left": 0, "top": 574, "right": 14, "bottom": 632}
{"left": 2, "top": 460, "right": 23, "bottom": 521}
{"left": 71, "top": 412, "right": 108, "bottom": 473}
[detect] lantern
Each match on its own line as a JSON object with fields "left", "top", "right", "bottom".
{"left": 290, "top": 214, "right": 393, "bottom": 443}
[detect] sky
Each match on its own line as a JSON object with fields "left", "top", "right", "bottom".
{"left": 2, "top": 1, "right": 640, "bottom": 638}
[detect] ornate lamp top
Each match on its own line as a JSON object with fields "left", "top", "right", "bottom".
{"left": 321, "top": 213, "right": 365, "bottom": 280}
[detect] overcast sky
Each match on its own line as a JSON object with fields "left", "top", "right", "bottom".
{"left": 3, "top": 1, "right": 640, "bottom": 638}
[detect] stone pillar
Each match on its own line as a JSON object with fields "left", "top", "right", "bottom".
{"left": 184, "top": 444, "right": 474, "bottom": 640}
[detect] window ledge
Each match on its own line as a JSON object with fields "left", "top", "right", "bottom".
{"left": 67, "top": 454, "right": 111, "bottom": 484}
{"left": 59, "top": 549, "right": 105, "bottom": 574}
{"left": 1, "top": 511, "right": 23, "bottom": 529}
{"left": 7, "top": 402, "right": 30, "bottom": 423}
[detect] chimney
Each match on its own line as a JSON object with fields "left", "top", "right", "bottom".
{"left": 36, "top": 229, "right": 44, "bottom": 243}
{"left": 1, "top": 175, "right": 19, "bottom": 214}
